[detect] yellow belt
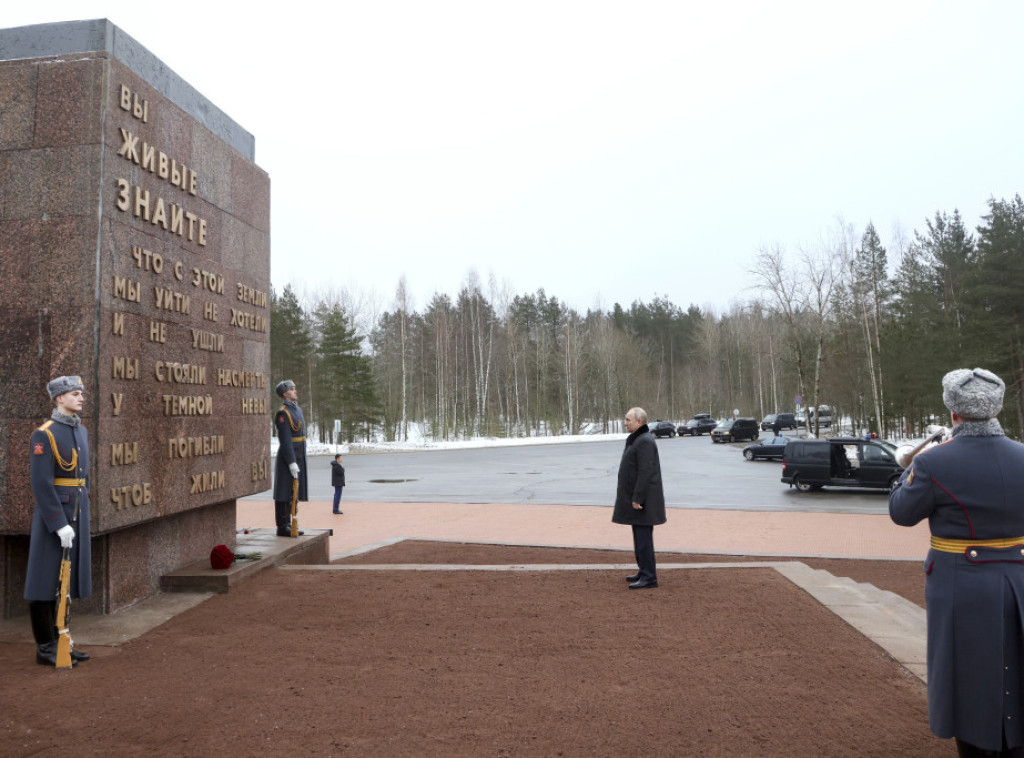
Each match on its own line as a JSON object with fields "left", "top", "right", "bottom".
{"left": 931, "top": 535, "right": 1024, "bottom": 553}
{"left": 54, "top": 478, "right": 86, "bottom": 487}
{"left": 291, "top": 437, "right": 305, "bottom": 442}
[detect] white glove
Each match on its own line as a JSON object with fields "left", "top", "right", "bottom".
{"left": 289, "top": 462, "right": 300, "bottom": 479}
{"left": 57, "top": 525, "right": 75, "bottom": 549}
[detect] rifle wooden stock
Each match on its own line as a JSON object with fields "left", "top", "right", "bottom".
{"left": 55, "top": 547, "right": 73, "bottom": 669}
{"left": 290, "top": 478, "right": 299, "bottom": 537}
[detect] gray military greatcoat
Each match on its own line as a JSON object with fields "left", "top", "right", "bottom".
{"left": 273, "top": 400, "right": 308, "bottom": 503}
{"left": 24, "top": 417, "right": 92, "bottom": 601}
{"left": 890, "top": 423, "right": 1024, "bottom": 751}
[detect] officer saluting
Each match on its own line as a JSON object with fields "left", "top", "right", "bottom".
{"left": 25, "top": 375, "right": 92, "bottom": 666}
{"left": 273, "top": 380, "right": 307, "bottom": 537}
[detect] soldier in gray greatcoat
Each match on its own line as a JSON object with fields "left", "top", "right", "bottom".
{"left": 273, "top": 380, "right": 307, "bottom": 537}
{"left": 890, "top": 368, "right": 1024, "bottom": 756}
{"left": 24, "top": 375, "right": 92, "bottom": 666}
{"left": 612, "top": 407, "right": 667, "bottom": 589}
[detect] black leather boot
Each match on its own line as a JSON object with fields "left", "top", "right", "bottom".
{"left": 36, "top": 640, "right": 77, "bottom": 667}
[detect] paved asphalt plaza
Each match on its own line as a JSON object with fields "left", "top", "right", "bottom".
{"left": 243, "top": 434, "right": 930, "bottom": 561}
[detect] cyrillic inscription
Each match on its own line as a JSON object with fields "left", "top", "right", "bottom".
{"left": 161, "top": 394, "right": 214, "bottom": 416}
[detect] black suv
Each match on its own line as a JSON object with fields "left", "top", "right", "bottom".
{"left": 781, "top": 437, "right": 903, "bottom": 492}
{"left": 760, "top": 413, "right": 797, "bottom": 431}
{"left": 651, "top": 421, "right": 677, "bottom": 438}
{"left": 711, "top": 417, "right": 759, "bottom": 443}
{"left": 677, "top": 415, "right": 718, "bottom": 436}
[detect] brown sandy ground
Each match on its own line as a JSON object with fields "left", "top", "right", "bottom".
{"left": 0, "top": 541, "right": 948, "bottom": 757}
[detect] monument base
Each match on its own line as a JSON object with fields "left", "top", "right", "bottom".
{"left": 1, "top": 501, "right": 237, "bottom": 619}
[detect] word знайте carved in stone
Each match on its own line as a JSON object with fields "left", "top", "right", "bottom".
{"left": 115, "top": 178, "right": 208, "bottom": 246}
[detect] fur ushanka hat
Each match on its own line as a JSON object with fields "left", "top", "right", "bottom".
{"left": 941, "top": 367, "right": 1004, "bottom": 420}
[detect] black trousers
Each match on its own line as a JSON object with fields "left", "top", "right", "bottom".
{"left": 632, "top": 525, "right": 657, "bottom": 581}
{"left": 274, "top": 500, "right": 292, "bottom": 530}
{"left": 28, "top": 601, "right": 56, "bottom": 645}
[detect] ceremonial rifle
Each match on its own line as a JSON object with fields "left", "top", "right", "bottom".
{"left": 55, "top": 546, "right": 73, "bottom": 669}
{"left": 290, "top": 477, "right": 299, "bottom": 537}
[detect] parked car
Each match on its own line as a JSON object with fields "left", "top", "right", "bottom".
{"left": 651, "top": 420, "right": 677, "bottom": 438}
{"left": 795, "top": 411, "right": 807, "bottom": 428}
{"left": 743, "top": 436, "right": 788, "bottom": 460}
{"left": 806, "top": 405, "right": 833, "bottom": 428}
{"left": 711, "top": 417, "right": 759, "bottom": 443}
{"left": 781, "top": 436, "right": 903, "bottom": 492}
{"left": 677, "top": 416, "right": 718, "bottom": 436}
{"left": 760, "top": 413, "right": 797, "bottom": 431}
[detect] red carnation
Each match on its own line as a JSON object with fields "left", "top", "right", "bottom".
{"left": 210, "top": 544, "right": 262, "bottom": 569}
{"left": 210, "top": 544, "right": 234, "bottom": 569}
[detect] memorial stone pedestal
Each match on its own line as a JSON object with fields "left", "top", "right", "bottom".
{"left": 0, "top": 20, "right": 272, "bottom": 618}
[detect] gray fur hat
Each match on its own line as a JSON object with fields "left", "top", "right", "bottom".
{"left": 47, "top": 375, "right": 84, "bottom": 400}
{"left": 942, "top": 368, "right": 1004, "bottom": 420}
{"left": 275, "top": 379, "right": 296, "bottom": 397}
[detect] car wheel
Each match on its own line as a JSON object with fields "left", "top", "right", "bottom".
{"left": 743, "top": 449, "right": 754, "bottom": 460}
{"left": 794, "top": 477, "right": 813, "bottom": 492}
{"left": 889, "top": 476, "right": 900, "bottom": 492}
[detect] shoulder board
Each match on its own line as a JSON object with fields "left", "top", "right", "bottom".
{"left": 36, "top": 420, "right": 54, "bottom": 432}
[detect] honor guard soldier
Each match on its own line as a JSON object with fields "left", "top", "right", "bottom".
{"left": 25, "top": 375, "right": 92, "bottom": 666}
{"left": 891, "top": 368, "right": 1024, "bottom": 756}
{"left": 273, "top": 380, "right": 307, "bottom": 536}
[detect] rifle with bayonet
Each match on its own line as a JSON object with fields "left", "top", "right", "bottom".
{"left": 290, "top": 477, "right": 299, "bottom": 537}
{"left": 54, "top": 546, "right": 73, "bottom": 669}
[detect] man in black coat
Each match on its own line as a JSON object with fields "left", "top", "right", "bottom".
{"left": 273, "top": 380, "right": 307, "bottom": 537}
{"left": 330, "top": 454, "right": 345, "bottom": 514}
{"left": 613, "top": 407, "right": 667, "bottom": 589}
{"left": 890, "top": 368, "right": 1024, "bottom": 756}
{"left": 25, "top": 375, "right": 92, "bottom": 666}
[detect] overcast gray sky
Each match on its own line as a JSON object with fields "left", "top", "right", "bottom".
{"left": 8, "top": 2, "right": 1024, "bottom": 315}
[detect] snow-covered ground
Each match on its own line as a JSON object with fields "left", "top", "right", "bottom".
{"left": 272, "top": 421, "right": 624, "bottom": 457}
{"left": 271, "top": 420, "right": 948, "bottom": 459}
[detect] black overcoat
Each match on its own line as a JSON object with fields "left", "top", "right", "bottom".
{"left": 273, "top": 401, "right": 308, "bottom": 503}
{"left": 890, "top": 426, "right": 1024, "bottom": 750}
{"left": 24, "top": 418, "right": 92, "bottom": 601}
{"left": 612, "top": 424, "right": 667, "bottom": 527}
{"left": 331, "top": 461, "right": 346, "bottom": 487}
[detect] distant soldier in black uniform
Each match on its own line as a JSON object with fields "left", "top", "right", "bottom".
{"left": 273, "top": 380, "right": 307, "bottom": 536}
{"left": 25, "top": 375, "right": 92, "bottom": 666}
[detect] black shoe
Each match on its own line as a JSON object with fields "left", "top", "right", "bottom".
{"left": 628, "top": 578, "right": 658, "bottom": 590}
{"left": 276, "top": 528, "right": 291, "bottom": 537}
{"left": 70, "top": 648, "right": 90, "bottom": 662}
{"left": 626, "top": 573, "right": 641, "bottom": 582}
{"left": 333, "top": 510, "right": 343, "bottom": 514}
{"left": 36, "top": 641, "right": 77, "bottom": 667}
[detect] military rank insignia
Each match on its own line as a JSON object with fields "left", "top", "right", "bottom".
{"left": 907, "top": 468, "right": 915, "bottom": 485}
{"left": 33, "top": 443, "right": 44, "bottom": 455}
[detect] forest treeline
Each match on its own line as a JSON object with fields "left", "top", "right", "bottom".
{"left": 270, "top": 195, "right": 1024, "bottom": 443}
